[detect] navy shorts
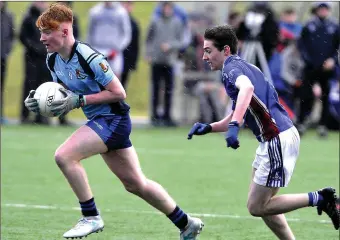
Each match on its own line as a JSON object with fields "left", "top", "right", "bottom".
{"left": 86, "top": 114, "right": 132, "bottom": 151}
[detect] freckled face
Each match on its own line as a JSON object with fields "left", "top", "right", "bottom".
{"left": 40, "top": 28, "right": 64, "bottom": 53}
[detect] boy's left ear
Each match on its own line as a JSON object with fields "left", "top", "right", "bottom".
{"left": 223, "top": 45, "right": 230, "bottom": 55}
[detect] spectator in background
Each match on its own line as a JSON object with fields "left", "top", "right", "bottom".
{"left": 146, "top": 2, "right": 184, "bottom": 127}
{"left": 280, "top": 39, "right": 304, "bottom": 111}
{"left": 297, "top": 2, "right": 340, "bottom": 137}
{"left": 181, "top": 15, "right": 223, "bottom": 123}
{"left": 269, "top": 30, "right": 302, "bottom": 120}
{"left": 278, "top": 38, "right": 305, "bottom": 121}
{"left": 121, "top": 2, "right": 140, "bottom": 90}
{"left": 237, "top": 2, "right": 279, "bottom": 69}
{"left": 19, "top": 1, "right": 50, "bottom": 125}
{"left": 87, "top": 2, "right": 131, "bottom": 79}
{"left": 277, "top": 8, "right": 302, "bottom": 53}
{"left": 279, "top": 8, "right": 302, "bottom": 38}
{"left": 153, "top": 1, "right": 191, "bottom": 96}
{"left": 153, "top": 1, "right": 191, "bottom": 50}
{"left": 268, "top": 8, "right": 303, "bottom": 121}
{"left": 1, "top": 2, "right": 15, "bottom": 124}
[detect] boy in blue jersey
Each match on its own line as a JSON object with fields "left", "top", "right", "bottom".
{"left": 187, "top": 25, "right": 339, "bottom": 238}
{"left": 23, "top": 4, "right": 203, "bottom": 239}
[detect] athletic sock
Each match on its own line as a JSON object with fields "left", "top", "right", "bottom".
{"left": 80, "top": 197, "right": 99, "bottom": 217}
{"left": 308, "top": 191, "right": 324, "bottom": 207}
{"left": 167, "top": 206, "right": 189, "bottom": 230}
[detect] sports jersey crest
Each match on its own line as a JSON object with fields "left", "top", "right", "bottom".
{"left": 99, "top": 62, "right": 108, "bottom": 73}
{"left": 76, "top": 69, "right": 87, "bottom": 80}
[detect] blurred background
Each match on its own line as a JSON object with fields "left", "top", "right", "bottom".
{"left": 1, "top": 1, "right": 339, "bottom": 134}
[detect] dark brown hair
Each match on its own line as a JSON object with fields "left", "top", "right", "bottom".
{"left": 204, "top": 25, "right": 238, "bottom": 54}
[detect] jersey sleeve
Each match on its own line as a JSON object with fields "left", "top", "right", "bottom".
{"left": 224, "top": 64, "right": 244, "bottom": 86}
{"left": 222, "top": 64, "right": 244, "bottom": 111}
{"left": 89, "top": 55, "right": 115, "bottom": 87}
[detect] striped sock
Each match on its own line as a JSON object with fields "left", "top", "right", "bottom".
{"left": 79, "top": 197, "right": 99, "bottom": 217}
{"left": 167, "top": 206, "right": 188, "bottom": 230}
{"left": 308, "top": 191, "right": 323, "bottom": 207}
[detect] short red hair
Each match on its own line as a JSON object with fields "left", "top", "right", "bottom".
{"left": 36, "top": 3, "right": 73, "bottom": 30}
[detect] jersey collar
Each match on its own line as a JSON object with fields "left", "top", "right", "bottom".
{"left": 67, "top": 40, "right": 79, "bottom": 63}
{"left": 224, "top": 54, "right": 239, "bottom": 66}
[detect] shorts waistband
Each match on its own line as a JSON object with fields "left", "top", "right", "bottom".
{"left": 256, "top": 127, "right": 296, "bottom": 143}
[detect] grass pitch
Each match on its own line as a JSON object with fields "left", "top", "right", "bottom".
{"left": 1, "top": 125, "right": 339, "bottom": 240}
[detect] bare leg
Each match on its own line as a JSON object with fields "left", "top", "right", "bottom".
{"left": 262, "top": 215, "right": 295, "bottom": 240}
{"left": 55, "top": 125, "right": 108, "bottom": 202}
{"left": 249, "top": 168, "right": 295, "bottom": 240}
{"left": 101, "top": 146, "right": 176, "bottom": 215}
{"left": 248, "top": 182, "right": 309, "bottom": 216}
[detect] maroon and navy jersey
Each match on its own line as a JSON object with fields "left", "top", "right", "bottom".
{"left": 222, "top": 55, "right": 293, "bottom": 142}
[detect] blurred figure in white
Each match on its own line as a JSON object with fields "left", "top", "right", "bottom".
{"left": 87, "top": 1, "right": 131, "bottom": 79}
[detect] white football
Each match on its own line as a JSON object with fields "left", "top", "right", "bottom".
{"left": 34, "top": 82, "right": 65, "bottom": 117}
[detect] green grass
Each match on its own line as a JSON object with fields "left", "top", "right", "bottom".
{"left": 1, "top": 125, "right": 339, "bottom": 240}
{"left": 4, "top": 2, "right": 156, "bottom": 119}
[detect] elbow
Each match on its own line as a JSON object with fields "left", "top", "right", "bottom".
{"left": 121, "top": 91, "right": 127, "bottom": 100}
{"left": 109, "top": 88, "right": 126, "bottom": 102}
{"left": 119, "top": 89, "right": 127, "bottom": 100}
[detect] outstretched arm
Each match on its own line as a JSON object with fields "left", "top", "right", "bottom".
{"left": 210, "top": 111, "right": 234, "bottom": 133}
{"left": 187, "top": 112, "right": 233, "bottom": 140}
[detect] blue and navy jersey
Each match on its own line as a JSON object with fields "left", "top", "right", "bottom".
{"left": 46, "top": 41, "right": 130, "bottom": 119}
{"left": 222, "top": 55, "right": 293, "bottom": 142}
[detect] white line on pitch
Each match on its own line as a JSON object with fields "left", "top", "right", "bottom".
{"left": 2, "top": 203, "right": 332, "bottom": 225}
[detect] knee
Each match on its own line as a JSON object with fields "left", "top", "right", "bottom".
{"left": 54, "top": 149, "right": 72, "bottom": 169}
{"left": 247, "top": 201, "right": 264, "bottom": 217}
{"left": 122, "top": 177, "right": 146, "bottom": 196}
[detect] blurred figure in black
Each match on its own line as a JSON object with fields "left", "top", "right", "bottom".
{"left": 121, "top": 2, "right": 140, "bottom": 90}
{"left": 1, "top": 2, "right": 15, "bottom": 124}
{"left": 236, "top": 2, "right": 279, "bottom": 69}
{"left": 297, "top": 2, "right": 340, "bottom": 137}
{"left": 19, "top": 1, "right": 50, "bottom": 125}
